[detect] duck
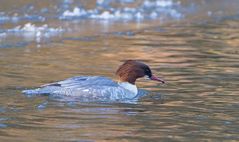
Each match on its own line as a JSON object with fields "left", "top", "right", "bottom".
{"left": 22, "top": 60, "right": 165, "bottom": 102}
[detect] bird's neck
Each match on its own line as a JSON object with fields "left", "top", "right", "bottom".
{"left": 118, "top": 76, "right": 136, "bottom": 85}
{"left": 118, "top": 82, "right": 138, "bottom": 95}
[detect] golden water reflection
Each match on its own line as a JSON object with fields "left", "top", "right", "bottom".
{"left": 0, "top": 17, "right": 239, "bottom": 142}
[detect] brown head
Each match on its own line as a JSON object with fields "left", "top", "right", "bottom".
{"left": 116, "top": 60, "right": 165, "bottom": 85}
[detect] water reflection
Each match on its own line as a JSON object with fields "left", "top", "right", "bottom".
{"left": 1, "top": 0, "right": 239, "bottom": 141}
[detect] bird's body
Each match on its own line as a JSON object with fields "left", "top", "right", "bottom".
{"left": 23, "top": 76, "right": 137, "bottom": 101}
{"left": 22, "top": 60, "right": 165, "bottom": 102}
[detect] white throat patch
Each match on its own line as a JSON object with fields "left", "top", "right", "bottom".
{"left": 118, "top": 82, "right": 138, "bottom": 95}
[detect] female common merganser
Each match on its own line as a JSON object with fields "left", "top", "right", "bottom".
{"left": 23, "top": 60, "right": 165, "bottom": 102}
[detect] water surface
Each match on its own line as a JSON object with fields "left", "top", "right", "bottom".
{"left": 0, "top": 0, "right": 239, "bottom": 141}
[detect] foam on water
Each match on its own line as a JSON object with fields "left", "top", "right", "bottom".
{"left": 0, "top": 32, "right": 6, "bottom": 37}
{"left": 62, "top": 7, "right": 88, "bottom": 17}
{"left": 1, "top": 0, "right": 234, "bottom": 46}
{"left": 60, "top": 0, "right": 183, "bottom": 21}
{"left": 8, "top": 23, "right": 64, "bottom": 33}
{"left": 0, "top": 23, "right": 64, "bottom": 45}
{"left": 0, "top": 14, "right": 45, "bottom": 24}
{"left": 0, "top": 0, "right": 184, "bottom": 45}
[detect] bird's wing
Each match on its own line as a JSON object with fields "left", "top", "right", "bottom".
{"left": 41, "top": 76, "right": 118, "bottom": 89}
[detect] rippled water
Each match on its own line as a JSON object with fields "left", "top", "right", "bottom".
{"left": 1, "top": 0, "right": 239, "bottom": 141}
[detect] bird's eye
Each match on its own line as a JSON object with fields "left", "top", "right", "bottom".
{"left": 145, "top": 68, "right": 151, "bottom": 76}
{"left": 145, "top": 68, "right": 150, "bottom": 73}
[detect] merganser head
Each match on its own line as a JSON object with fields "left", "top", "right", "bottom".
{"left": 116, "top": 60, "right": 165, "bottom": 85}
